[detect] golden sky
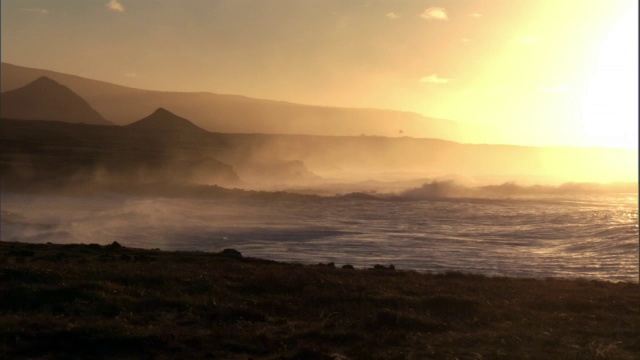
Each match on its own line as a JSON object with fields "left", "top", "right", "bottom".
{"left": 1, "top": 0, "right": 638, "bottom": 149}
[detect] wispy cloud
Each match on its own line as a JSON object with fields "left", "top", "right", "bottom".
{"left": 461, "top": 38, "right": 470, "bottom": 43}
{"left": 420, "top": 7, "right": 448, "bottom": 21}
{"left": 420, "top": 74, "right": 451, "bottom": 84}
{"left": 386, "top": 12, "right": 400, "bottom": 20}
{"left": 106, "top": 0, "right": 124, "bottom": 12}
{"left": 125, "top": 72, "right": 138, "bottom": 78}
{"left": 469, "top": 13, "right": 482, "bottom": 18}
{"left": 22, "top": 8, "right": 49, "bottom": 14}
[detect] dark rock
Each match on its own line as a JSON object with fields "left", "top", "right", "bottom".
{"left": 372, "top": 264, "right": 396, "bottom": 271}
{"left": 108, "top": 241, "right": 122, "bottom": 250}
{"left": 316, "top": 262, "right": 335, "bottom": 268}
{"left": 133, "top": 255, "right": 156, "bottom": 262}
{"left": 8, "top": 249, "right": 35, "bottom": 257}
{"left": 221, "top": 248, "right": 243, "bottom": 259}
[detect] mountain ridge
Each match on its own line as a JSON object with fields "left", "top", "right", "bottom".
{"left": 0, "top": 62, "right": 466, "bottom": 140}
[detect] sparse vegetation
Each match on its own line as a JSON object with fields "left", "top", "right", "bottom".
{"left": 1, "top": 241, "right": 638, "bottom": 359}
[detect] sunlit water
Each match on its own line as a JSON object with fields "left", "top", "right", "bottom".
{"left": 2, "top": 192, "right": 638, "bottom": 282}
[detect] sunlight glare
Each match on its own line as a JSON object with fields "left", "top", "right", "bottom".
{"left": 579, "top": 8, "right": 638, "bottom": 149}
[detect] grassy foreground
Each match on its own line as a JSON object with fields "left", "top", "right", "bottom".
{"left": 1, "top": 241, "right": 638, "bottom": 359}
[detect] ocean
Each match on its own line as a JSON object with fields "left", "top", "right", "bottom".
{"left": 2, "top": 192, "right": 638, "bottom": 282}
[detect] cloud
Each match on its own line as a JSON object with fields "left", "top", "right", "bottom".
{"left": 22, "top": 8, "right": 49, "bottom": 14}
{"left": 125, "top": 72, "right": 138, "bottom": 78}
{"left": 469, "top": 13, "right": 482, "bottom": 18}
{"left": 386, "top": 12, "right": 400, "bottom": 20}
{"left": 420, "top": 74, "right": 451, "bottom": 84}
{"left": 461, "top": 38, "right": 470, "bottom": 43}
{"left": 420, "top": 7, "right": 448, "bottom": 20}
{"left": 106, "top": 0, "right": 124, "bottom": 12}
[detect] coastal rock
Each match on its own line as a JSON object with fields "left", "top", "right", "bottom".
{"left": 221, "top": 248, "right": 243, "bottom": 259}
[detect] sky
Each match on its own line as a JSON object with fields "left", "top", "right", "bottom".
{"left": 1, "top": 0, "right": 638, "bottom": 149}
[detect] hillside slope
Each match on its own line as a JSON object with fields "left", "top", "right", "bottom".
{"left": 0, "top": 76, "right": 111, "bottom": 125}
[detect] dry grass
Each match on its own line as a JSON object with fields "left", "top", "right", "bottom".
{"left": 1, "top": 241, "right": 638, "bottom": 359}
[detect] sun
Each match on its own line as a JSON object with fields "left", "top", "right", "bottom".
{"left": 578, "top": 7, "right": 638, "bottom": 149}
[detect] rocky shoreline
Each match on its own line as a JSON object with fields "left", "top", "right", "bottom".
{"left": 1, "top": 241, "right": 638, "bottom": 359}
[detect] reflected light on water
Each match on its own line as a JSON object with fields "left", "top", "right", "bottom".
{"left": 1, "top": 192, "right": 638, "bottom": 282}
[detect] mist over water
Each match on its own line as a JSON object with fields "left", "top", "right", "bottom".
{"left": 2, "top": 188, "right": 637, "bottom": 282}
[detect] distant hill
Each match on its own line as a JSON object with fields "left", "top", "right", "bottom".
{"left": 0, "top": 76, "right": 112, "bottom": 126}
{"left": 0, "top": 62, "right": 465, "bottom": 139}
{"left": 126, "top": 108, "right": 209, "bottom": 135}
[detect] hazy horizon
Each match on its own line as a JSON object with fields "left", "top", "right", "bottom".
{"left": 2, "top": 0, "right": 638, "bottom": 150}
{"left": 1, "top": 65, "right": 638, "bottom": 185}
